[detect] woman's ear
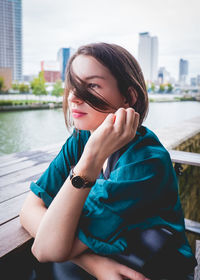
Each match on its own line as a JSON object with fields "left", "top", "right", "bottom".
{"left": 126, "top": 87, "right": 138, "bottom": 107}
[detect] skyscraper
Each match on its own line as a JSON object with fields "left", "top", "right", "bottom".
{"left": 57, "top": 48, "right": 75, "bottom": 81}
{"left": 179, "top": 59, "right": 189, "bottom": 85}
{"left": 138, "top": 32, "right": 158, "bottom": 82}
{"left": 0, "top": 0, "right": 22, "bottom": 81}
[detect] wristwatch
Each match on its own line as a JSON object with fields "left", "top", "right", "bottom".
{"left": 69, "top": 167, "right": 96, "bottom": 189}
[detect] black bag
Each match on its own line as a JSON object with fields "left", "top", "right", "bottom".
{"left": 111, "top": 227, "right": 197, "bottom": 280}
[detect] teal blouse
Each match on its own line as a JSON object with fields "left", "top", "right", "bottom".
{"left": 30, "top": 126, "right": 194, "bottom": 260}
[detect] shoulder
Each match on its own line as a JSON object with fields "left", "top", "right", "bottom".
{"left": 54, "top": 129, "right": 91, "bottom": 167}
{"left": 62, "top": 129, "right": 90, "bottom": 154}
{"left": 135, "top": 126, "right": 165, "bottom": 149}
{"left": 64, "top": 129, "right": 91, "bottom": 146}
{"left": 118, "top": 126, "right": 172, "bottom": 171}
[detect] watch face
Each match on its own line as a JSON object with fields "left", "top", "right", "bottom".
{"left": 71, "top": 176, "right": 85, "bottom": 188}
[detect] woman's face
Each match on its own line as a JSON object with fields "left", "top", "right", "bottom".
{"left": 68, "top": 55, "right": 128, "bottom": 132}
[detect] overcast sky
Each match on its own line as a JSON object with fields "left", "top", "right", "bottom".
{"left": 23, "top": 0, "right": 200, "bottom": 81}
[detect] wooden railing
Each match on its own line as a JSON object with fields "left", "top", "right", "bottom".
{"left": 169, "top": 149, "right": 200, "bottom": 279}
{"left": 169, "top": 149, "right": 200, "bottom": 167}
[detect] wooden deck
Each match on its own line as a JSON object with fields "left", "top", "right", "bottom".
{"left": 0, "top": 142, "right": 62, "bottom": 258}
{"left": 0, "top": 144, "right": 200, "bottom": 279}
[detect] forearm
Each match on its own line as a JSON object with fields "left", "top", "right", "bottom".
{"left": 71, "top": 252, "right": 149, "bottom": 280}
{"left": 20, "top": 193, "right": 47, "bottom": 238}
{"left": 31, "top": 153, "right": 104, "bottom": 263}
{"left": 71, "top": 252, "right": 100, "bottom": 278}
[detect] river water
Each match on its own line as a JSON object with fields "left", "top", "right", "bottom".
{"left": 0, "top": 101, "right": 200, "bottom": 156}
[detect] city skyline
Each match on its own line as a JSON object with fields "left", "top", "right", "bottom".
{"left": 23, "top": 0, "right": 200, "bottom": 81}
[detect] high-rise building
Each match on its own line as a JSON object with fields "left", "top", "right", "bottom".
{"left": 190, "top": 74, "right": 200, "bottom": 87}
{"left": 190, "top": 77, "right": 197, "bottom": 87}
{"left": 0, "top": 0, "right": 22, "bottom": 81}
{"left": 179, "top": 59, "right": 188, "bottom": 85}
{"left": 138, "top": 32, "right": 158, "bottom": 82}
{"left": 57, "top": 48, "right": 75, "bottom": 81}
{"left": 197, "top": 75, "right": 200, "bottom": 86}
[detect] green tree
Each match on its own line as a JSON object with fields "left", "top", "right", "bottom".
{"left": 30, "top": 71, "right": 47, "bottom": 95}
{"left": 52, "top": 80, "right": 64, "bottom": 97}
{"left": 0, "top": 76, "right": 5, "bottom": 92}
{"left": 167, "top": 83, "right": 173, "bottom": 93}
{"left": 151, "top": 82, "right": 155, "bottom": 92}
{"left": 19, "top": 83, "right": 29, "bottom": 93}
{"left": 159, "top": 84, "right": 165, "bottom": 93}
{"left": 12, "top": 83, "right": 19, "bottom": 91}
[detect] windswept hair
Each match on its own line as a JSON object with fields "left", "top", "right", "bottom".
{"left": 63, "top": 42, "right": 148, "bottom": 128}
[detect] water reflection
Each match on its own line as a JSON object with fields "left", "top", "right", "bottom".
{"left": 0, "top": 109, "right": 68, "bottom": 155}
{"left": 0, "top": 102, "right": 200, "bottom": 155}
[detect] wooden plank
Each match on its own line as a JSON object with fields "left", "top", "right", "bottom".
{"left": 185, "top": 218, "right": 200, "bottom": 235}
{"left": 0, "top": 192, "right": 29, "bottom": 225}
{"left": 0, "top": 217, "right": 32, "bottom": 258}
{"left": 0, "top": 162, "right": 50, "bottom": 188}
{"left": 0, "top": 152, "right": 57, "bottom": 177}
{"left": 0, "top": 159, "right": 43, "bottom": 177}
{"left": 0, "top": 181, "right": 31, "bottom": 202}
{"left": 0, "top": 146, "right": 59, "bottom": 169}
{"left": 0, "top": 142, "right": 62, "bottom": 168}
{"left": 194, "top": 240, "right": 200, "bottom": 280}
{"left": 169, "top": 150, "right": 200, "bottom": 167}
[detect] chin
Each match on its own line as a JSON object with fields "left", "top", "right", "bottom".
{"left": 73, "top": 117, "right": 105, "bottom": 131}
{"left": 74, "top": 122, "right": 93, "bottom": 131}
{"left": 74, "top": 123, "right": 99, "bottom": 131}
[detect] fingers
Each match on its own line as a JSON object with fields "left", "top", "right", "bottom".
{"left": 114, "top": 107, "right": 139, "bottom": 132}
{"left": 126, "top": 107, "right": 137, "bottom": 128}
{"left": 90, "top": 107, "right": 140, "bottom": 159}
{"left": 132, "top": 111, "right": 140, "bottom": 133}
{"left": 105, "top": 108, "right": 139, "bottom": 130}
{"left": 119, "top": 264, "right": 150, "bottom": 280}
{"left": 104, "top": 113, "right": 116, "bottom": 125}
{"left": 114, "top": 108, "right": 127, "bottom": 128}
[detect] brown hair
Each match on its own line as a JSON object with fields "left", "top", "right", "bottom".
{"left": 63, "top": 42, "right": 148, "bottom": 128}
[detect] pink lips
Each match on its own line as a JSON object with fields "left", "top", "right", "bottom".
{"left": 71, "top": 109, "right": 87, "bottom": 118}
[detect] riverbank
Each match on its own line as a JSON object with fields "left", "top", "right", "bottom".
{"left": 0, "top": 94, "right": 62, "bottom": 111}
{"left": 0, "top": 93, "right": 200, "bottom": 110}
{"left": 148, "top": 93, "right": 200, "bottom": 102}
{"left": 0, "top": 101, "right": 62, "bottom": 111}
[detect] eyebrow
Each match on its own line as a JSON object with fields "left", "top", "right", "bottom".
{"left": 85, "top": 75, "right": 106, "bottom": 80}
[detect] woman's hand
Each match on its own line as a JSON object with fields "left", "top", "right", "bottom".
{"left": 77, "top": 108, "right": 139, "bottom": 180}
{"left": 95, "top": 257, "right": 149, "bottom": 280}
{"left": 72, "top": 253, "right": 149, "bottom": 280}
{"left": 87, "top": 107, "right": 139, "bottom": 158}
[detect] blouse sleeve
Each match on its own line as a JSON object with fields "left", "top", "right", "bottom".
{"left": 30, "top": 130, "right": 90, "bottom": 207}
{"left": 78, "top": 146, "right": 182, "bottom": 255}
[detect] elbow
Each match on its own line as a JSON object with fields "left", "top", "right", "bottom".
{"left": 31, "top": 242, "right": 48, "bottom": 263}
{"left": 31, "top": 240, "right": 71, "bottom": 263}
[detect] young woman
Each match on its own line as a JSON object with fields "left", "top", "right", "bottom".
{"left": 20, "top": 43, "right": 196, "bottom": 280}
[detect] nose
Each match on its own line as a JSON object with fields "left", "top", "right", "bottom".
{"left": 68, "top": 90, "right": 83, "bottom": 104}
